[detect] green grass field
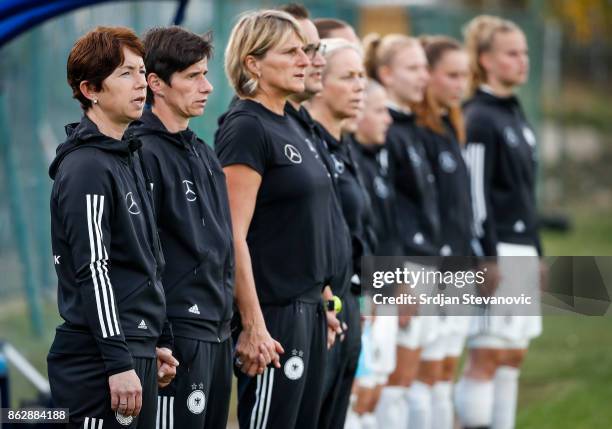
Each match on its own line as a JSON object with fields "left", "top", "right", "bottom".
{"left": 1, "top": 207, "right": 611, "bottom": 427}
{"left": 514, "top": 206, "right": 612, "bottom": 428}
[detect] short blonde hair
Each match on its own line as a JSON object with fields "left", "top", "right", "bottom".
{"left": 225, "top": 9, "right": 306, "bottom": 97}
{"left": 320, "top": 37, "right": 362, "bottom": 78}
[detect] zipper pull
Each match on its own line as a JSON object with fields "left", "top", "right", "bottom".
{"left": 202, "top": 217, "right": 206, "bottom": 227}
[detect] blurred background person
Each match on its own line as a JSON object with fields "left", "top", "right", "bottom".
{"left": 456, "top": 15, "right": 542, "bottom": 429}
{"left": 313, "top": 17, "right": 360, "bottom": 44}
{"left": 279, "top": 2, "right": 349, "bottom": 353}
{"left": 363, "top": 32, "right": 438, "bottom": 429}
{"left": 345, "top": 78, "right": 395, "bottom": 429}
{"left": 305, "top": 37, "right": 368, "bottom": 429}
{"left": 412, "top": 35, "right": 473, "bottom": 429}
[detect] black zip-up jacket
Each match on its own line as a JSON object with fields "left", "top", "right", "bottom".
{"left": 316, "top": 122, "right": 376, "bottom": 286}
{"left": 385, "top": 108, "right": 441, "bottom": 257}
{"left": 420, "top": 116, "right": 475, "bottom": 257}
{"left": 131, "top": 109, "right": 234, "bottom": 343}
{"left": 285, "top": 103, "right": 353, "bottom": 297}
{"left": 49, "top": 116, "right": 170, "bottom": 376}
{"left": 350, "top": 136, "right": 400, "bottom": 256}
{"left": 463, "top": 88, "right": 542, "bottom": 256}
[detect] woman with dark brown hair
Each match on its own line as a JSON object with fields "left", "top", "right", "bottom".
{"left": 47, "top": 26, "right": 176, "bottom": 428}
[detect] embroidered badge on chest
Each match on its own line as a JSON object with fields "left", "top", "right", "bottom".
{"left": 504, "top": 126, "right": 520, "bottom": 148}
{"left": 438, "top": 151, "right": 457, "bottom": 173}
{"left": 374, "top": 176, "right": 390, "bottom": 199}
{"left": 522, "top": 126, "right": 536, "bottom": 147}
{"left": 331, "top": 154, "right": 345, "bottom": 174}
{"left": 284, "top": 144, "right": 302, "bottom": 164}
{"left": 407, "top": 145, "right": 422, "bottom": 167}
{"left": 182, "top": 179, "right": 197, "bottom": 202}
{"left": 125, "top": 192, "right": 141, "bottom": 215}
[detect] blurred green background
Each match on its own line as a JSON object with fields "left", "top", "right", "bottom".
{"left": 1, "top": 0, "right": 610, "bottom": 427}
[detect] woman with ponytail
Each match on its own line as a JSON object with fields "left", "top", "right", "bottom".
{"left": 411, "top": 35, "right": 474, "bottom": 429}
{"left": 455, "top": 15, "right": 543, "bottom": 429}
{"left": 361, "top": 32, "right": 444, "bottom": 429}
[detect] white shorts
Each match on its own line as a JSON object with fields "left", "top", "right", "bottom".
{"left": 468, "top": 242, "right": 542, "bottom": 349}
{"left": 367, "top": 316, "right": 398, "bottom": 375}
{"left": 421, "top": 320, "right": 468, "bottom": 361}
{"left": 396, "top": 315, "right": 439, "bottom": 350}
{"left": 396, "top": 262, "right": 440, "bottom": 349}
{"left": 358, "top": 373, "right": 389, "bottom": 389}
{"left": 356, "top": 316, "right": 398, "bottom": 386}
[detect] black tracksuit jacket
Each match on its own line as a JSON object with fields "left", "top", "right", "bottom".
{"left": 315, "top": 123, "right": 376, "bottom": 285}
{"left": 385, "top": 108, "right": 441, "bottom": 257}
{"left": 49, "top": 116, "right": 170, "bottom": 376}
{"left": 131, "top": 109, "right": 234, "bottom": 343}
{"left": 463, "top": 88, "right": 542, "bottom": 256}
{"left": 350, "top": 137, "right": 400, "bottom": 256}
{"left": 420, "top": 116, "right": 476, "bottom": 257}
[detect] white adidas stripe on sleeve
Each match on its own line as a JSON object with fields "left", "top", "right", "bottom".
{"left": 464, "top": 144, "right": 487, "bottom": 238}
{"left": 86, "top": 194, "right": 120, "bottom": 338}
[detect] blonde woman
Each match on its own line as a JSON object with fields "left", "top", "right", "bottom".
{"left": 305, "top": 37, "right": 368, "bottom": 429}
{"left": 456, "top": 16, "right": 542, "bottom": 429}
{"left": 363, "top": 33, "right": 440, "bottom": 429}
{"left": 215, "top": 10, "right": 339, "bottom": 429}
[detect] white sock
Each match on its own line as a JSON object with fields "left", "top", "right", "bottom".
{"left": 344, "top": 405, "right": 361, "bottom": 429}
{"left": 375, "top": 386, "right": 409, "bottom": 429}
{"left": 455, "top": 376, "right": 494, "bottom": 427}
{"left": 492, "top": 366, "right": 520, "bottom": 429}
{"left": 360, "top": 412, "right": 377, "bottom": 429}
{"left": 407, "top": 381, "right": 432, "bottom": 429}
{"left": 431, "top": 381, "right": 453, "bottom": 429}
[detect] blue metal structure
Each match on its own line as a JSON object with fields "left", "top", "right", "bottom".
{"left": 0, "top": 0, "right": 189, "bottom": 47}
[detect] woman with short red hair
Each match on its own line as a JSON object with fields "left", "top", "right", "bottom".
{"left": 47, "top": 26, "right": 176, "bottom": 428}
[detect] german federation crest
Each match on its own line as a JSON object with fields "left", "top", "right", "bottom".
{"left": 187, "top": 384, "right": 206, "bottom": 414}
{"left": 115, "top": 411, "right": 133, "bottom": 426}
{"left": 284, "top": 350, "right": 305, "bottom": 380}
{"left": 522, "top": 126, "right": 536, "bottom": 147}
{"left": 504, "top": 126, "right": 520, "bottom": 147}
{"left": 439, "top": 151, "right": 457, "bottom": 173}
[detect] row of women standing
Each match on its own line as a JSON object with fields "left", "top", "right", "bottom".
{"left": 46, "top": 5, "right": 541, "bottom": 429}
{"left": 344, "top": 15, "right": 542, "bottom": 429}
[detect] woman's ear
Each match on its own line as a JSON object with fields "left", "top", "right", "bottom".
{"left": 378, "top": 65, "right": 393, "bottom": 88}
{"left": 79, "top": 80, "right": 99, "bottom": 104}
{"left": 244, "top": 55, "right": 261, "bottom": 79}
{"left": 479, "top": 51, "right": 493, "bottom": 74}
